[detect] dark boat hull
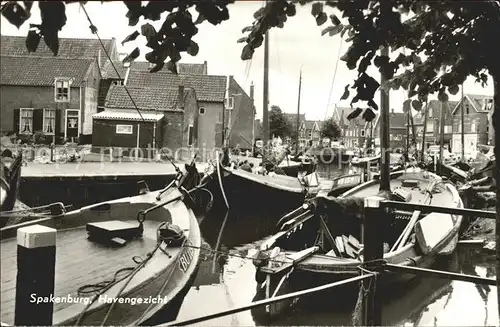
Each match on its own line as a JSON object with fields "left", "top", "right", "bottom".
{"left": 281, "top": 161, "right": 315, "bottom": 177}
{"left": 1, "top": 154, "right": 22, "bottom": 227}
{"left": 205, "top": 169, "right": 308, "bottom": 216}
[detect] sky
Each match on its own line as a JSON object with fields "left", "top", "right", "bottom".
{"left": 0, "top": 1, "right": 494, "bottom": 121}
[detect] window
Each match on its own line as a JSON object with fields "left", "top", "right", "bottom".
{"left": 444, "top": 125, "right": 452, "bottom": 134}
{"left": 427, "top": 121, "right": 434, "bottom": 131}
{"left": 19, "top": 108, "right": 33, "bottom": 134}
{"left": 225, "top": 96, "right": 234, "bottom": 109}
{"left": 43, "top": 108, "right": 56, "bottom": 135}
{"left": 308, "top": 131, "right": 312, "bottom": 138}
{"left": 471, "top": 122, "right": 476, "bottom": 133}
{"left": 112, "top": 80, "right": 123, "bottom": 86}
{"left": 465, "top": 104, "right": 470, "bottom": 114}
{"left": 54, "top": 78, "right": 70, "bottom": 102}
{"left": 361, "top": 129, "right": 365, "bottom": 137}
{"left": 188, "top": 125, "right": 194, "bottom": 146}
{"left": 116, "top": 124, "right": 133, "bottom": 134}
{"left": 428, "top": 108, "right": 432, "bottom": 117}
{"left": 199, "top": 107, "right": 205, "bottom": 115}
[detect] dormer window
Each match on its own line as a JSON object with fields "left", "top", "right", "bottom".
{"left": 54, "top": 78, "right": 70, "bottom": 102}
{"left": 112, "top": 80, "right": 123, "bottom": 86}
{"left": 225, "top": 96, "right": 234, "bottom": 109}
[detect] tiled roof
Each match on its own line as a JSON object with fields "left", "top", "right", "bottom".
{"left": 0, "top": 55, "right": 93, "bottom": 87}
{"left": 414, "top": 100, "right": 459, "bottom": 124}
{"left": 303, "top": 120, "right": 317, "bottom": 130}
{"left": 105, "top": 85, "right": 190, "bottom": 111}
{"left": 0, "top": 35, "right": 114, "bottom": 68}
{"left": 102, "top": 60, "right": 208, "bottom": 79}
{"left": 92, "top": 110, "right": 164, "bottom": 122}
{"left": 126, "top": 69, "right": 225, "bottom": 102}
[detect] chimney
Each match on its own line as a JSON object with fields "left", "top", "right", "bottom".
{"left": 250, "top": 82, "right": 254, "bottom": 100}
{"left": 97, "top": 49, "right": 101, "bottom": 68}
{"left": 178, "top": 85, "right": 185, "bottom": 109}
{"left": 203, "top": 61, "right": 208, "bottom": 74}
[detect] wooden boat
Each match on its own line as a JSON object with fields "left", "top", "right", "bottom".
{"left": 0, "top": 165, "right": 203, "bottom": 326}
{"left": 0, "top": 152, "right": 23, "bottom": 226}
{"left": 251, "top": 168, "right": 463, "bottom": 317}
{"left": 205, "top": 158, "right": 331, "bottom": 215}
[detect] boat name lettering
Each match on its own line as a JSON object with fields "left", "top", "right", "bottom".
{"left": 179, "top": 242, "right": 195, "bottom": 273}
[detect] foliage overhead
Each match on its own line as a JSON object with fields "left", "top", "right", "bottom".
{"left": 320, "top": 117, "right": 342, "bottom": 139}
{"left": 269, "top": 105, "right": 293, "bottom": 139}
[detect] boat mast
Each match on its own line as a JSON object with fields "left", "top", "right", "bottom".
{"left": 439, "top": 100, "right": 446, "bottom": 169}
{"left": 421, "top": 99, "right": 428, "bottom": 163}
{"left": 379, "top": 47, "right": 391, "bottom": 192}
{"left": 461, "top": 84, "right": 465, "bottom": 161}
{"left": 295, "top": 68, "right": 302, "bottom": 156}
{"left": 262, "top": 13, "right": 270, "bottom": 163}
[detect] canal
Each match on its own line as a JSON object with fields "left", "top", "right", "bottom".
{"left": 17, "top": 162, "right": 497, "bottom": 325}
{"left": 174, "top": 164, "right": 497, "bottom": 326}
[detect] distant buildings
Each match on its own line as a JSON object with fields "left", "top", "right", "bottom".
{"left": 0, "top": 35, "right": 255, "bottom": 155}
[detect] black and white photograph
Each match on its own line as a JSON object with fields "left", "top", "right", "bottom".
{"left": 0, "top": 0, "right": 499, "bottom": 326}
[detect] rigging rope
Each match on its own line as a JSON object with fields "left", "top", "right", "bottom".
{"left": 324, "top": 37, "right": 344, "bottom": 120}
{"left": 79, "top": 3, "right": 180, "bottom": 173}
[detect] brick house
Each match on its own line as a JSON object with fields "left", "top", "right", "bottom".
{"left": 0, "top": 55, "right": 100, "bottom": 144}
{"left": 0, "top": 35, "right": 118, "bottom": 144}
{"left": 372, "top": 109, "right": 407, "bottom": 150}
{"left": 98, "top": 60, "right": 254, "bottom": 151}
{"left": 284, "top": 113, "right": 305, "bottom": 138}
{"left": 411, "top": 100, "right": 458, "bottom": 151}
{"left": 92, "top": 85, "right": 198, "bottom": 156}
{"left": 450, "top": 94, "right": 492, "bottom": 156}
{"left": 298, "top": 120, "right": 321, "bottom": 147}
{"left": 332, "top": 105, "right": 369, "bottom": 149}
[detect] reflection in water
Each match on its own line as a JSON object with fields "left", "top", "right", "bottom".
{"left": 176, "top": 163, "right": 497, "bottom": 326}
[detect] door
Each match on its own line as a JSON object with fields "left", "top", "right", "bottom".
{"left": 66, "top": 110, "right": 80, "bottom": 138}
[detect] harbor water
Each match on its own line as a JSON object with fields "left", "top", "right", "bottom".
{"left": 174, "top": 163, "right": 498, "bottom": 326}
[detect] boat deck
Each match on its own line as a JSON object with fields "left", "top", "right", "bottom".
{"left": 0, "top": 220, "right": 160, "bottom": 325}
{"left": 228, "top": 169, "right": 309, "bottom": 192}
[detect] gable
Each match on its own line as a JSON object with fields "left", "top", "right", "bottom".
{"left": 452, "top": 95, "right": 493, "bottom": 115}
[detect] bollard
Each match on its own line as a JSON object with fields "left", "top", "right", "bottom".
{"left": 15, "top": 225, "right": 57, "bottom": 326}
{"left": 361, "top": 196, "right": 385, "bottom": 326}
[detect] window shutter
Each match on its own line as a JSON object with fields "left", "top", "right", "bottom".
{"left": 33, "top": 109, "right": 43, "bottom": 132}
{"left": 13, "top": 109, "right": 20, "bottom": 134}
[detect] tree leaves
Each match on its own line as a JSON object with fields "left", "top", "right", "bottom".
{"left": 25, "top": 29, "right": 41, "bottom": 53}
{"left": 166, "top": 60, "right": 177, "bottom": 74}
{"left": 241, "top": 44, "right": 254, "bottom": 60}
{"left": 141, "top": 23, "right": 157, "bottom": 41}
{"left": 187, "top": 40, "right": 199, "bottom": 56}
{"left": 448, "top": 84, "right": 459, "bottom": 95}
{"left": 363, "top": 108, "right": 376, "bottom": 122}
{"left": 340, "top": 84, "right": 350, "bottom": 100}
{"left": 367, "top": 99, "right": 378, "bottom": 111}
{"left": 437, "top": 90, "right": 449, "bottom": 102}
{"left": 316, "top": 12, "right": 327, "bottom": 26}
{"left": 321, "top": 24, "right": 343, "bottom": 37}
{"left": 329, "top": 14, "right": 341, "bottom": 26}
{"left": 402, "top": 99, "right": 411, "bottom": 113}
{"left": 412, "top": 100, "right": 423, "bottom": 111}
{"left": 122, "top": 47, "right": 140, "bottom": 64}
{"left": 311, "top": 2, "right": 323, "bottom": 16}
{"left": 1, "top": 1, "right": 31, "bottom": 28}
{"left": 149, "top": 62, "right": 164, "bottom": 73}
{"left": 347, "top": 108, "right": 363, "bottom": 120}
{"left": 122, "top": 30, "right": 140, "bottom": 45}
{"left": 38, "top": 1, "right": 66, "bottom": 55}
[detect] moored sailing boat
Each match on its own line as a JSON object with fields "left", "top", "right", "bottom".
{"left": 251, "top": 168, "right": 463, "bottom": 316}
{"left": 0, "top": 164, "right": 204, "bottom": 326}
{"left": 0, "top": 151, "right": 23, "bottom": 227}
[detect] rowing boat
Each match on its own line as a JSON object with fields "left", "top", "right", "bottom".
{"left": 0, "top": 164, "right": 203, "bottom": 326}
{"left": 251, "top": 168, "right": 463, "bottom": 317}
